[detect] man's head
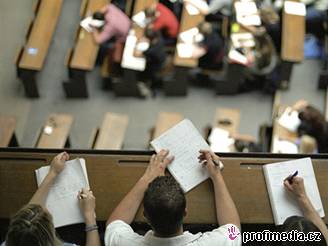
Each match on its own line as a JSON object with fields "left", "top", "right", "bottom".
{"left": 144, "top": 4, "right": 158, "bottom": 22}
{"left": 143, "top": 176, "right": 186, "bottom": 237}
{"left": 198, "top": 22, "right": 213, "bottom": 36}
{"left": 93, "top": 11, "right": 105, "bottom": 21}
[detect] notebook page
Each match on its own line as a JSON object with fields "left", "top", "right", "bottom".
{"left": 263, "top": 158, "right": 324, "bottom": 225}
{"left": 35, "top": 158, "right": 89, "bottom": 227}
{"left": 151, "top": 119, "right": 211, "bottom": 192}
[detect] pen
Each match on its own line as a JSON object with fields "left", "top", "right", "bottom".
{"left": 287, "top": 170, "right": 298, "bottom": 184}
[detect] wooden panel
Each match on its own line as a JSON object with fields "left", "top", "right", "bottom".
{"left": 173, "top": 3, "right": 204, "bottom": 67}
{"left": 69, "top": 0, "right": 108, "bottom": 70}
{"left": 281, "top": 0, "right": 305, "bottom": 62}
{"left": 36, "top": 114, "right": 73, "bottom": 148}
{"left": 152, "top": 112, "right": 184, "bottom": 139}
{"left": 1, "top": 151, "right": 328, "bottom": 224}
{"left": 0, "top": 116, "right": 16, "bottom": 147}
{"left": 19, "top": 0, "right": 63, "bottom": 70}
{"left": 94, "top": 112, "right": 129, "bottom": 150}
{"left": 212, "top": 108, "right": 240, "bottom": 136}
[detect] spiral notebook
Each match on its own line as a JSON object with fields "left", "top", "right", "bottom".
{"left": 263, "top": 158, "right": 324, "bottom": 225}
{"left": 151, "top": 119, "right": 223, "bottom": 192}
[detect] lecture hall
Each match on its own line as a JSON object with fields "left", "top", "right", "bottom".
{"left": 1, "top": 0, "right": 328, "bottom": 245}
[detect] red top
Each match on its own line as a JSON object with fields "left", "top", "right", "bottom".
{"left": 152, "top": 3, "right": 179, "bottom": 38}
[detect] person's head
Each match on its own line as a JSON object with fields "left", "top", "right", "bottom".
{"left": 260, "top": 7, "right": 279, "bottom": 25}
{"left": 6, "top": 204, "right": 61, "bottom": 246}
{"left": 143, "top": 176, "right": 186, "bottom": 237}
{"left": 299, "top": 135, "right": 317, "bottom": 154}
{"left": 198, "top": 22, "right": 213, "bottom": 36}
{"left": 299, "top": 106, "right": 326, "bottom": 134}
{"left": 144, "top": 26, "right": 160, "bottom": 43}
{"left": 144, "top": 4, "right": 158, "bottom": 22}
{"left": 280, "top": 216, "right": 326, "bottom": 245}
{"left": 93, "top": 11, "right": 105, "bottom": 21}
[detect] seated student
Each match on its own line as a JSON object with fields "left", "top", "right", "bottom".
{"left": 144, "top": 3, "right": 179, "bottom": 42}
{"left": 104, "top": 149, "right": 241, "bottom": 245}
{"left": 1, "top": 152, "right": 100, "bottom": 246}
{"left": 91, "top": 4, "right": 131, "bottom": 65}
{"left": 183, "top": 0, "right": 232, "bottom": 20}
{"left": 135, "top": 27, "right": 167, "bottom": 97}
{"left": 193, "top": 21, "right": 224, "bottom": 70}
{"left": 281, "top": 175, "right": 328, "bottom": 245}
{"left": 292, "top": 100, "right": 328, "bottom": 153}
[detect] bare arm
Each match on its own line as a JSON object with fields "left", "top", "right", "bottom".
{"left": 199, "top": 150, "right": 241, "bottom": 229}
{"left": 78, "top": 188, "right": 101, "bottom": 246}
{"left": 29, "top": 152, "right": 69, "bottom": 206}
{"left": 284, "top": 177, "right": 328, "bottom": 243}
{"left": 107, "top": 150, "right": 174, "bottom": 225}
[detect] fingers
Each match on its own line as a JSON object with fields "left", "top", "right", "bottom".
{"left": 162, "top": 155, "right": 174, "bottom": 168}
{"left": 283, "top": 180, "right": 293, "bottom": 192}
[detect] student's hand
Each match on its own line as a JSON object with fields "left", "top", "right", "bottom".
{"left": 78, "top": 188, "right": 96, "bottom": 223}
{"left": 283, "top": 176, "right": 307, "bottom": 199}
{"left": 49, "top": 152, "right": 69, "bottom": 177}
{"left": 198, "top": 150, "right": 222, "bottom": 179}
{"left": 143, "top": 150, "right": 174, "bottom": 183}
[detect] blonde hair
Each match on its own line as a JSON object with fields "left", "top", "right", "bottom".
{"left": 299, "top": 135, "right": 317, "bottom": 154}
{"left": 6, "top": 204, "right": 62, "bottom": 246}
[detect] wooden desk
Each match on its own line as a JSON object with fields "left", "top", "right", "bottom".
{"left": 1, "top": 150, "right": 328, "bottom": 224}
{"left": 93, "top": 112, "right": 129, "bottom": 150}
{"left": 0, "top": 116, "right": 18, "bottom": 147}
{"left": 281, "top": 0, "right": 305, "bottom": 62}
{"left": 152, "top": 112, "right": 184, "bottom": 140}
{"left": 212, "top": 108, "right": 240, "bottom": 136}
{"left": 17, "top": 0, "right": 63, "bottom": 97}
{"left": 36, "top": 114, "right": 73, "bottom": 148}
{"left": 63, "top": 0, "right": 108, "bottom": 98}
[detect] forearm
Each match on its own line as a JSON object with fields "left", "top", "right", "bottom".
{"left": 212, "top": 173, "right": 240, "bottom": 229}
{"left": 297, "top": 195, "right": 328, "bottom": 242}
{"left": 107, "top": 176, "right": 149, "bottom": 225}
{"left": 85, "top": 215, "right": 101, "bottom": 246}
{"left": 29, "top": 172, "right": 56, "bottom": 206}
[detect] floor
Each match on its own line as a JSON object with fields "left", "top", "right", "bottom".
{"left": 0, "top": 0, "right": 325, "bottom": 150}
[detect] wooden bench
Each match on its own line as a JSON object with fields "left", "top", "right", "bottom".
{"left": 1, "top": 150, "right": 328, "bottom": 224}
{"left": 150, "top": 112, "right": 184, "bottom": 141}
{"left": 16, "top": 0, "right": 63, "bottom": 98}
{"left": 0, "top": 116, "right": 18, "bottom": 147}
{"left": 91, "top": 112, "right": 129, "bottom": 149}
{"left": 35, "top": 113, "right": 74, "bottom": 148}
{"left": 63, "top": 0, "right": 108, "bottom": 98}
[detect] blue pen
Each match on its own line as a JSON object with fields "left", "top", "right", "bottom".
{"left": 287, "top": 171, "right": 298, "bottom": 184}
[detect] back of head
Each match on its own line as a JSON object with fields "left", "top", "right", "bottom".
{"left": 299, "top": 135, "right": 317, "bottom": 154}
{"left": 6, "top": 204, "right": 60, "bottom": 246}
{"left": 145, "top": 5, "right": 156, "bottom": 19}
{"left": 280, "top": 216, "right": 326, "bottom": 246}
{"left": 198, "top": 22, "right": 212, "bottom": 36}
{"left": 93, "top": 11, "right": 105, "bottom": 21}
{"left": 144, "top": 176, "right": 186, "bottom": 237}
{"left": 144, "top": 26, "right": 160, "bottom": 42}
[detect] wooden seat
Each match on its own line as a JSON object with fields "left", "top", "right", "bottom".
{"left": 17, "top": 0, "right": 63, "bottom": 97}
{"left": 0, "top": 116, "right": 18, "bottom": 147}
{"left": 35, "top": 113, "right": 73, "bottom": 148}
{"left": 150, "top": 112, "right": 184, "bottom": 141}
{"left": 93, "top": 112, "right": 129, "bottom": 150}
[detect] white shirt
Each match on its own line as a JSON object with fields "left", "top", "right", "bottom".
{"left": 105, "top": 220, "right": 242, "bottom": 246}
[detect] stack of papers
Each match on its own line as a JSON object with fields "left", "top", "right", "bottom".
{"left": 178, "top": 28, "right": 204, "bottom": 58}
{"left": 35, "top": 158, "right": 89, "bottom": 227}
{"left": 208, "top": 127, "right": 235, "bottom": 152}
{"left": 132, "top": 11, "right": 147, "bottom": 28}
{"left": 121, "top": 32, "right": 146, "bottom": 71}
{"left": 177, "top": 43, "right": 194, "bottom": 58}
{"left": 231, "top": 33, "right": 255, "bottom": 48}
{"left": 234, "top": 1, "right": 261, "bottom": 26}
{"left": 80, "top": 16, "right": 105, "bottom": 33}
{"left": 186, "top": 3, "right": 200, "bottom": 15}
{"left": 228, "top": 49, "right": 249, "bottom": 65}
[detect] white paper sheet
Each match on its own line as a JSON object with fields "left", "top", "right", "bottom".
{"left": 179, "top": 27, "right": 199, "bottom": 44}
{"left": 278, "top": 107, "right": 301, "bottom": 132}
{"left": 177, "top": 43, "right": 193, "bottom": 58}
{"left": 272, "top": 137, "right": 298, "bottom": 154}
{"left": 121, "top": 33, "right": 146, "bottom": 71}
{"left": 263, "top": 158, "right": 324, "bottom": 225}
{"left": 235, "top": 1, "right": 261, "bottom": 26}
{"left": 231, "top": 32, "right": 255, "bottom": 48}
{"left": 186, "top": 3, "right": 200, "bottom": 15}
{"left": 35, "top": 158, "right": 89, "bottom": 228}
{"left": 228, "top": 49, "right": 248, "bottom": 65}
{"left": 132, "top": 11, "right": 147, "bottom": 28}
{"left": 151, "top": 119, "right": 223, "bottom": 192}
{"left": 284, "top": 1, "right": 306, "bottom": 16}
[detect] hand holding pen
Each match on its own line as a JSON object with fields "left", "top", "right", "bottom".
{"left": 78, "top": 188, "right": 96, "bottom": 221}
{"left": 198, "top": 150, "right": 223, "bottom": 180}
{"left": 284, "top": 174, "right": 307, "bottom": 199}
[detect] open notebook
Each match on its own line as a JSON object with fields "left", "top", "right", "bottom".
{"left": 263, "top": 158, "right": 324, "bottom": 225}
{"left": 35, "top": 158, "right": 89, "bottom": 227}
{"left": 151, "top": 119, "right": 223, "bottom": 193}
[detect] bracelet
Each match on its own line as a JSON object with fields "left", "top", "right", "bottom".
{"left": 85, "top": 224, "right": 98, "bottom": 232}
